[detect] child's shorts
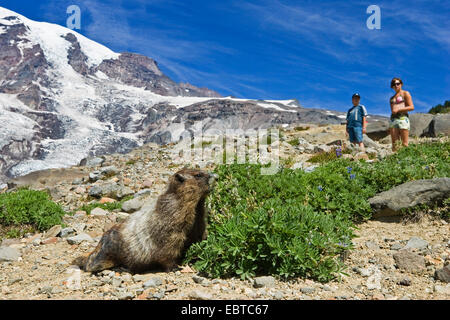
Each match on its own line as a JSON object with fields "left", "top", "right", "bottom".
{"left": 389, "top": 116, "right": 410, "bottom": 130}
{"left": 348, "top": 126, "right": 363, "bottom": 143}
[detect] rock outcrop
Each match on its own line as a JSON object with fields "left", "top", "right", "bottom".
{"left": 369, "top": 178, "right": 450, "bottom": 218}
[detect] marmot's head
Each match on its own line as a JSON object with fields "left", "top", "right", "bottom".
{"left": 167, "top": 169, "right": 218, "bottom": 201}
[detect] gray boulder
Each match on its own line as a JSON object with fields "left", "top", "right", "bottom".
{"left": 429, "top": 114, "right": 450, "bottom": 137}
{"left": 366, "top": 121, "right": 389, "bottom": 140}
{"left": 79, "top": 156, "right": 105, "bottom": 167}
{"left": 362, "top": 134, "right": 380, "bottom": 149}
{"left": 369, "top": 178, "right": 450, "bottom": 218}
{"left": 409, "top": 113, "right": 434, "bottom": 137}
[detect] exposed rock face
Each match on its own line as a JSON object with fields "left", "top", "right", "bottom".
{"left": 369, "top": 178, "right": 450, "bottom": 218}
{"left": 429, "top": 114, "right": 450, "bottom": 137}
{"left": 409, "top": 113, "right": 434, "bottom": 138}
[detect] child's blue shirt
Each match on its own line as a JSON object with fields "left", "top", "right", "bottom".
{"left": 346, "top": 105, "right": 368, "bottom": 128}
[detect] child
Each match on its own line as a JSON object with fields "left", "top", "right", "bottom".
{"left": 346, "top": 93, "right": 368, "bottom": 152}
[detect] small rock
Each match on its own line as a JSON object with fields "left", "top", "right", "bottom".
{"left": 118, "top": 292, "right": 135, "bottom": 300}
{"left": 192, "top": 275, "right": 205, "bottom": 284}
{"left": 390, "top": 243, "right": 404, "bottom": 251}
{"left": 38, "top": 286, "right": 53, "bottom": 295}
{"left": 393, "top": 249, "right": 426, "bottom": 273}
{"left": 112, "top": 277, "right": 123, "bottom": 287}
{"left": 41, "top": 237, "right": 58, "bottom": 245}
{"left": 300, "top": 287, "right": 315, "bottom": 294}
{"left": 90, "top": 207, "right": 109, "bottom": 217}
{"left": 143, "top": 277, "right": 163, "bottom": 288}
{"left": 404, "top": 237, "right": 429, "bottom": 251}
{"left": 153, "top": 289, "right": 165, "bottom": 300}
{"left": 253, "top": 276, "right": 276, "bottom": 288}
{"left": 99, "top": 197, "right": 116, "bottom": 204}
{"left": 434, "top": 284, "right": 450, "bottom": 295}
{"left": 66, "top": 233, "right": 94, "bottom": 245}
{"left": 365, "top": 240, "right": 379, "bottom": 250}
{"left": 435, "top": 265, "right": 450, "bottom": 283}
{"left": 60, "top": 227, "right": 75, "bottom": 238}
{"left": 0, "top": 247, "right": 21, "bottom": 262}
{"left": 132, "top": 274, "right": 149, "bottom": 282}
{"left": 189, "top": 289, "right": 212, "bottom": 300}
{"left": 44, "top": 225, "right": 62, "bottom": 238}
{"left": 398, "top": 277, "right": 412, "bottom": 286}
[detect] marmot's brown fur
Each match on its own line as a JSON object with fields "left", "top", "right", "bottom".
{"left": 74, "top": 168, "right": 217, "bottom": 273}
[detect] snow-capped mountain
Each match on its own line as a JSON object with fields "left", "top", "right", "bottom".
{"left": 0, "top": 7, "right": 356, "bottom": 182}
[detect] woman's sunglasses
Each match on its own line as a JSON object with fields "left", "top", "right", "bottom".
{"left": 393, "top": 82, "right": 402, "bottom": 86}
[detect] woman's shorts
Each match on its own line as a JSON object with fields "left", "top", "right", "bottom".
{"left": 389, "top": 116, "right": 410, "bottom": 130}
{"left": 348, "top": 126, "right": 363, "bottom": 143}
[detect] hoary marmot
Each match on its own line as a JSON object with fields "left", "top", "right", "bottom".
{"left": 75, "top": 168, "right": 217, "bottom": 273}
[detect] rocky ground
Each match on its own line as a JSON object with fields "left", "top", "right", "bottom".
{"left": 0, "top": 124, "right": 449, "bottom": 300}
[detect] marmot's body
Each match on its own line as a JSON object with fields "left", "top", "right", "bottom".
{"left": 78, "top": 169, "right": 217, "bottom": 273}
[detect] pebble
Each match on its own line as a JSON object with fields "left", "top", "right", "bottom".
{"left": 90, "top": 207, "right": 109, "bottom": 217}
{"left": 365, "top": 240, "right": 379, "bottom": 250}
{"left": 60, "top": 227, "right": 75, "bottom": 238}
{"left": 118, "top": 292, "right": 135, "bottom": 300}
{"left": 189, "top": 289, "right": 213, "bottom": 300}
{"left": 192, "top": 275, "right": 205, "bottom": 284}
{"left": 398, "top": 277, "right": 412, "bottom": 286}
{"left": 390, "top": 243, "right": 404, "bottom": 251}
{"left": 0, "top": 246, "right": 21, "bottom": 262}
{"left": 253, "top": 276, "right": 276, "bottom": 288}
{"left": 404, "top": 237, "right": 429, "bottom": 251}
{"left": 300, "top": 287, "right": 315, "bottom": 294}
{"left": 143, "top": 277, "right": 163, "bottom": 288}
{"left": 66, "top": 233, "right": 94, "bottom": 245}
{"left": 150, "top": 289, "right": 164, "bottom": 300}
{"left": 434, "top": 284, "right": 450, "bottom": 295}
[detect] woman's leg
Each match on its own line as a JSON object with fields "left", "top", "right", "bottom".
{"left": 400, "top": 129, "right": 409, "bottom": 147}
{"left": 390, "top": 128, "right": 399, "bottom": 151}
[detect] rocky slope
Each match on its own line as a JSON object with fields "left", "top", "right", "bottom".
{"left": 0, "top": 124, "right": 448, "bottom": 300}
{"left": 0, "top": 6, "right": 388, "bottom": 184}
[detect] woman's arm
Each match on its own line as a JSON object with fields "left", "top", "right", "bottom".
{"left": 402, "top": 91, "right": 415, "bottom": 112}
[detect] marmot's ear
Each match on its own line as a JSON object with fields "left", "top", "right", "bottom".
{"left": 175, "top": 173, "right": 186, "bottom": 183}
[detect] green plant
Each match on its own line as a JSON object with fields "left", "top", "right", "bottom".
{"left": 184, "top": 142, "right": 450, "bottom": 282}
{"left": 287, "top": 138, "right": 299, "bottom": 146}
{"left": 0, "top": 188, "right": 66, "bottom": 235}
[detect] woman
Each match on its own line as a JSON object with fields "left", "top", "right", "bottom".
{"left": 389, "top": 77, "right": 414, "bottom": 151}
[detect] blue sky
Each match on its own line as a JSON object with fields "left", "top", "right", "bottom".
{"left": 1, "top": 0, "right": 449, "bottom": 115}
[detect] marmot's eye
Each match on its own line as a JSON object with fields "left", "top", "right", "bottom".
{"left": 195, "top": 173, "right": 202, "bottom": 178}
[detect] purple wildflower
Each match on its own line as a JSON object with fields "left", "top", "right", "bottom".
{"left": 335, "top": 147, "right": 342, "bottom": 158}
{"left": 349, "top": 174, "right": 356, "bottom": 180}
{"left": 347, "top": 167, "right": 352, "bottom": 173}
{"left": 318, "top": 186, "right": 323, "bottom": 191}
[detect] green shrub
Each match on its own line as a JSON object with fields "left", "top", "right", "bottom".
{"left": 287, "top": 138, "right": 299, "bottom": 146}
{"left": 0, "top": 188, "right": 66, "bottom": 234}
{"left": 184, "top": 142, "right": 450, "bottom": 282}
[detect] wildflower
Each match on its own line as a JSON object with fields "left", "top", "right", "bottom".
{"left": 318, "top": 186, "right": 323, "bottom": 191}
{"left": 349, "top": 174, "right": 356, "bottom": 180}
{"left": 347, "top": 167, "right": 352, "bottom": 173}
{"left": 335, "top": 147, "right": 342, "bottom": 158}
{"left": 425, "top": 166, "right": 430, "bottom": 170}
